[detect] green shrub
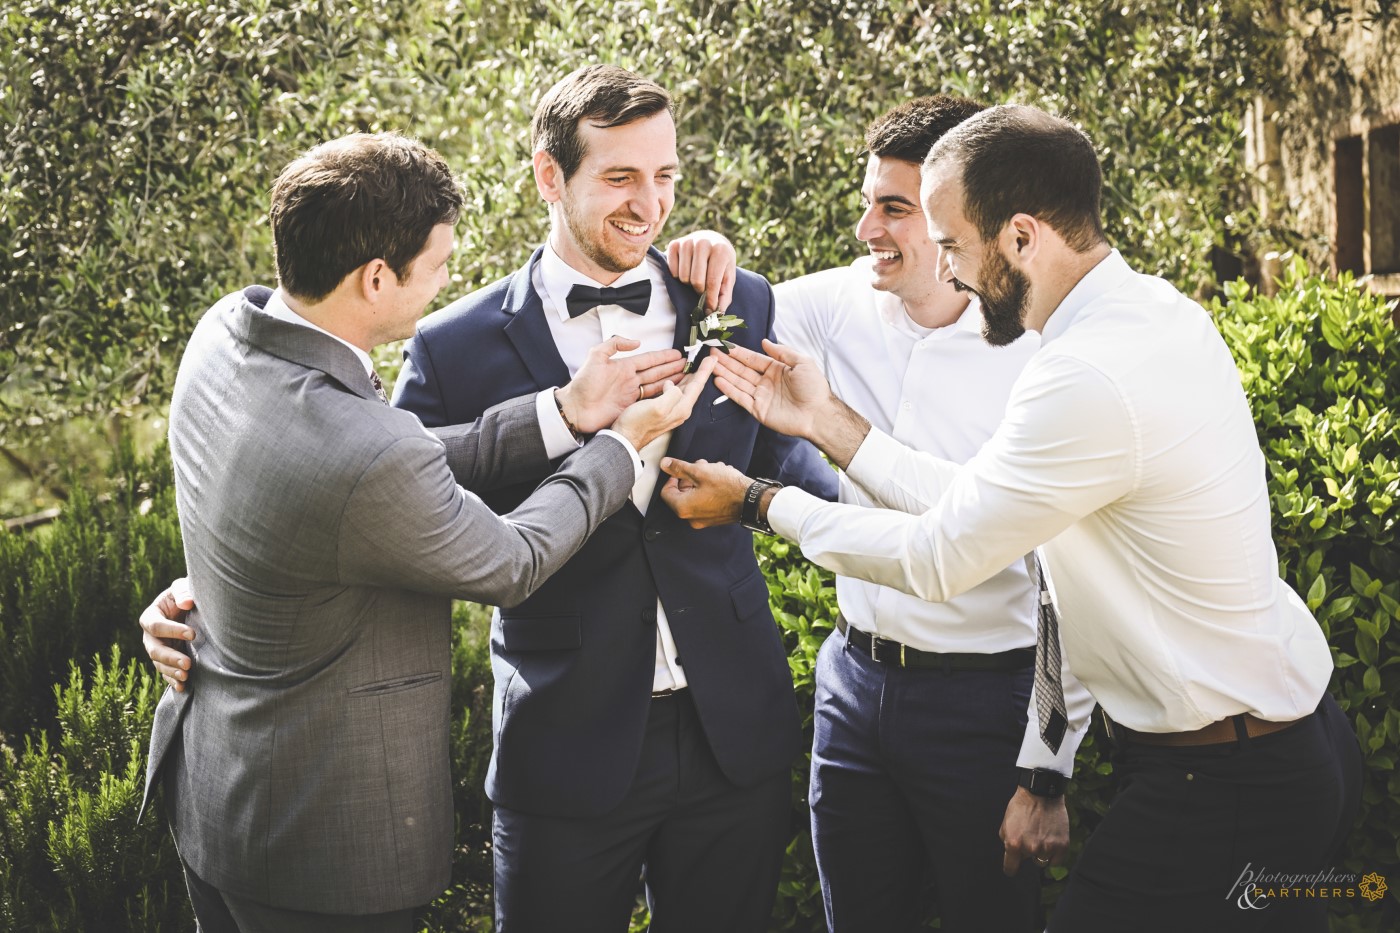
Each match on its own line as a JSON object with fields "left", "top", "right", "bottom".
{"left": 0, "top": 443, "right": 184, "bottom": 742}
{"left": 1214, "top": 259, "right": 1399, "bottom": 929}
{"left": 0, "top": 647, "right": 188, "bottom": 932}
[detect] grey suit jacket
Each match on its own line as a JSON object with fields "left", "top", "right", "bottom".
{"left": 142, "top": 288, "right": 633, "bottom": 914}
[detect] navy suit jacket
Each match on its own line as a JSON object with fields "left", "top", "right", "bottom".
{"left": 395, "top": 246, "right": 837, "bottom": 817}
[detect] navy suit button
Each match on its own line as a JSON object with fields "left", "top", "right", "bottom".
{"left": 644, "top": 528, "right": 662, "bottom": 542}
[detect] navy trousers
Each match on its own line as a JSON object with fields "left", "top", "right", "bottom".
{"left": 809, "top": 626, "right": 1040, "bottom": 932}
{"left": 1049, "top": 694, "right": 1362, "bottom": 932}
{"left": 492, "top": 689, "right": 791, "bottom": 933}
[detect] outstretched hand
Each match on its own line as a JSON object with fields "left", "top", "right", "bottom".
{"left": 139, "top": 577, "right": 197, "bottom": 692}
{"left": 659, "top": 457, "right": 754, "bottom": 528}
{"left": 559, "top": 336, "right": 687, "bottom": 434}
{"left": 709, "top": 339, "right": 834, "bottom": 441}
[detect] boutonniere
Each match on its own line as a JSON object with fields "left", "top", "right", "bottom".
{"left": 684, "top": 292, "right": 746, "bottom": 373}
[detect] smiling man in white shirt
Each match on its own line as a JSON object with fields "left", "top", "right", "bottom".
{"left": 660, "top": 104, "right": 1361, "bottom": 932}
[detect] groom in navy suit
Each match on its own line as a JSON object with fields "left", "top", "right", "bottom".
{"left": 393, "top": 65, "right": 836, "bottom": 933}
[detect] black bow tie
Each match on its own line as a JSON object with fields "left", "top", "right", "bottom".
{"left": 565, "top": 280, "right": 652, "bottom": 318}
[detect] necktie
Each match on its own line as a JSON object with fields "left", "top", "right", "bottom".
{"left": 369, "top": 369, "right": 388, "bottom": 405}
{"left": 1032, "top": 553, "right": 1069, "bottom": 753}
{"left": 565, "top": 280, "right": 651, "bottom": 318}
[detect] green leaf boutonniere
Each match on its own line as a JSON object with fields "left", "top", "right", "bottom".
{"left": 684, "top": 292, "right": 746, "bottom": 373}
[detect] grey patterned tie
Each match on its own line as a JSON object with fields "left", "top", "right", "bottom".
{"left": 1032, "top": 553, "right": 1069, "bottom": 753}
{"left": 369, "top": 370, "right": 388, "bottom": 405}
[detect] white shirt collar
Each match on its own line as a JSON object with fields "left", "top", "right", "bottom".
{"left": 262, "top": 289, "right": 375, "bottom": 377}
{"left": 1039, "top": 249, "right": 1132, "bottom": 345}
{"left": 539, "top": 241, "right": 661, "bottom": 323}
{"left": 872, "top": 287, "right": 984, "bottom": 344}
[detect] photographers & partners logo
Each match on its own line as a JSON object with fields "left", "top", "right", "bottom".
{"left": 1227, "top": 863, "right": 1389, "bottom": 910}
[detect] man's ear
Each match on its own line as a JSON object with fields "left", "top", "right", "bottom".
{"left": 1003, "top": 213, "right": 1041, "bottom": 268}
{"left": 533, "top": 150, "right": 563, "bottom": 203}
{"left": 357, "top": 258, "right": 392, "bottom": 304}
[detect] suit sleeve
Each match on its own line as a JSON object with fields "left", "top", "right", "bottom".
{"left": 337, "top": 432, "right": 635, "bottom": 608}
{"left": 396, "top": 330, "right": 554, "bottom": 493}
{"left": 428, "top": 394, "right": 552, "bottom": 494}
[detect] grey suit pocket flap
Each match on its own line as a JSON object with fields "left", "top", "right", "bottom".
{"left": 499, "top": 614, "right": 582, "bottom": 651}
{"left": 347, "top": 672, "right": 443, "bottom": 696}
{"left": 730, "top": 574, "right": 772, "bottom": 623}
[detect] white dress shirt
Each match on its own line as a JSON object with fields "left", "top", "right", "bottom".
{"left": 534, "top": 243, "right": 688, "bottom": 692}
{"left": 770, "top": 250, "right": 1334, "bottom": 740}
{"left": 775, "top": 260, "right": 1088, "bottom": 773}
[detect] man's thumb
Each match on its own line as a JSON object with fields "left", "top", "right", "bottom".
{"left": 761, "top": 338, "right": 802, "bottom": 366}
{"left": 659, "top": 457, "right": 697, "bottom": 480}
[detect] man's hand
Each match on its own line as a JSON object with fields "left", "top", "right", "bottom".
{"left": 666, "top": 231, "right": 736, "bottom": 313}
{"left": 610, "top": 355, "right": 716, "bottom": 451}
{"left": 139, "top": 577, "right": 197, "bottom": 692}
{"left": 557, "top": 336, "right": 686, "bottom": 434}
{"left": 999, "top": 786, "right": 1070, "bottom": 876}
{"left": 658, "top": 458, "right": 754, "bottom": 528}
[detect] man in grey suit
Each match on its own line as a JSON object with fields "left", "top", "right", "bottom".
{"left": 140, "top": 131, "right": 713, "bottom": 932}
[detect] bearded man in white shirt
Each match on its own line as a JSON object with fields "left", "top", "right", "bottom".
{"left": 669, "top": 95, "right": 1087, "bottom": 933}
{"left": 660, "top": 104, "right": 1362, "bottom": 932}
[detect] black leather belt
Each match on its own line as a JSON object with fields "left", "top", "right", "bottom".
{"left": 837, "top": 614, "right": 1034, "bottom": 672}
{"left": 651, "top": 687, "right": 687, "bottom": 700}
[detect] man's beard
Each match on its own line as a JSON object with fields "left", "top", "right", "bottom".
{"left": 560, "top": 194, "right": 652, "bottom": 275}
{"left": 975, "top": 245, "right": 1032, "bottom": 347}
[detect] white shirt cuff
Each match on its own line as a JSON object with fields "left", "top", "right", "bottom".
{"left": 767, "top": 485, "right": 827, "bottom": 541}
{"left": 843, "top": 426, "right": 900, "bottom": 493}
{"left": 536, "top": 388, "right": 582, "bottom": 460}
{"left": 1015, "top": 719, "right": 1088, "bottom": 776}
{"left": 595, "top": 429, "right": 644, "bottom": 481}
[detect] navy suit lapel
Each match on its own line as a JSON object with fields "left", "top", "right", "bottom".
{"left": 651, "top": 249, "right": 723, "bottom": 506}
{"left": 503, "top": 247, "right": 572, "bottom": 392}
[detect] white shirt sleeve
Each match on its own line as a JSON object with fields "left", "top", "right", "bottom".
{"left": 769, "top": 352, "right": 1138, "bottom": 773}
{"left": 771, "top": 352, "right": 1135, "bottom": 603}
{"left": 773, "top": 269, "right": 844, "bottom": 361}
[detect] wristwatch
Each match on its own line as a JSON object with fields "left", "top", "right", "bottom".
{"left": 1016, "top": 767, "right": 1068, "bottom": 798}
{"left": 739, "top": 478, "right": 783, "bottom": 535}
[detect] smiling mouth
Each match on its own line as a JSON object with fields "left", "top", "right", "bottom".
{"left": 870, "top": 248, "right": 901, "bottom": 263}
{"left": 611, "top": 219, "right": 651, "bottom": 237}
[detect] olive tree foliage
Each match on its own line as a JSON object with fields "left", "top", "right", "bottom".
{"left": 0, "top": 0, "right": 438, "bottom": 456}
{"left": 3, "top": 0, "right": 1284, "bottom": 477}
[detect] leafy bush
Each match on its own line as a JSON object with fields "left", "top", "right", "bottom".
{"left": 1213, "top": 259, "right": 1399, "bottom": 929}
{"left": 0, "top": 647, "right": 187, "bottom": 932}
{"left": 0, "top": 442, "right": 183, "bottom": 742}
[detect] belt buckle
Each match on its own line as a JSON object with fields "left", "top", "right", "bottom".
{"left": 868, "top": 634, "right": 907, "bottom": 668}
{"left": 868, "top": 634, "right": 883, "bottom": 664}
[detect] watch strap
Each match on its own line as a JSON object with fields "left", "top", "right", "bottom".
{"left": 739, "top": 477, "right": 782, "bottom": 535}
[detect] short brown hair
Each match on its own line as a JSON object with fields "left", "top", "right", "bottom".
{"left": 269, "top": 132, "right": 463, "bottom": 302}
{"left": 530, "top": 65, "right": 673, "bottom": 181}
{"left": 924, "top": 105, "right": 1106, "bottom": 252}
{"left": 865, "top": 95, "right": 986, "bottom": 164}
